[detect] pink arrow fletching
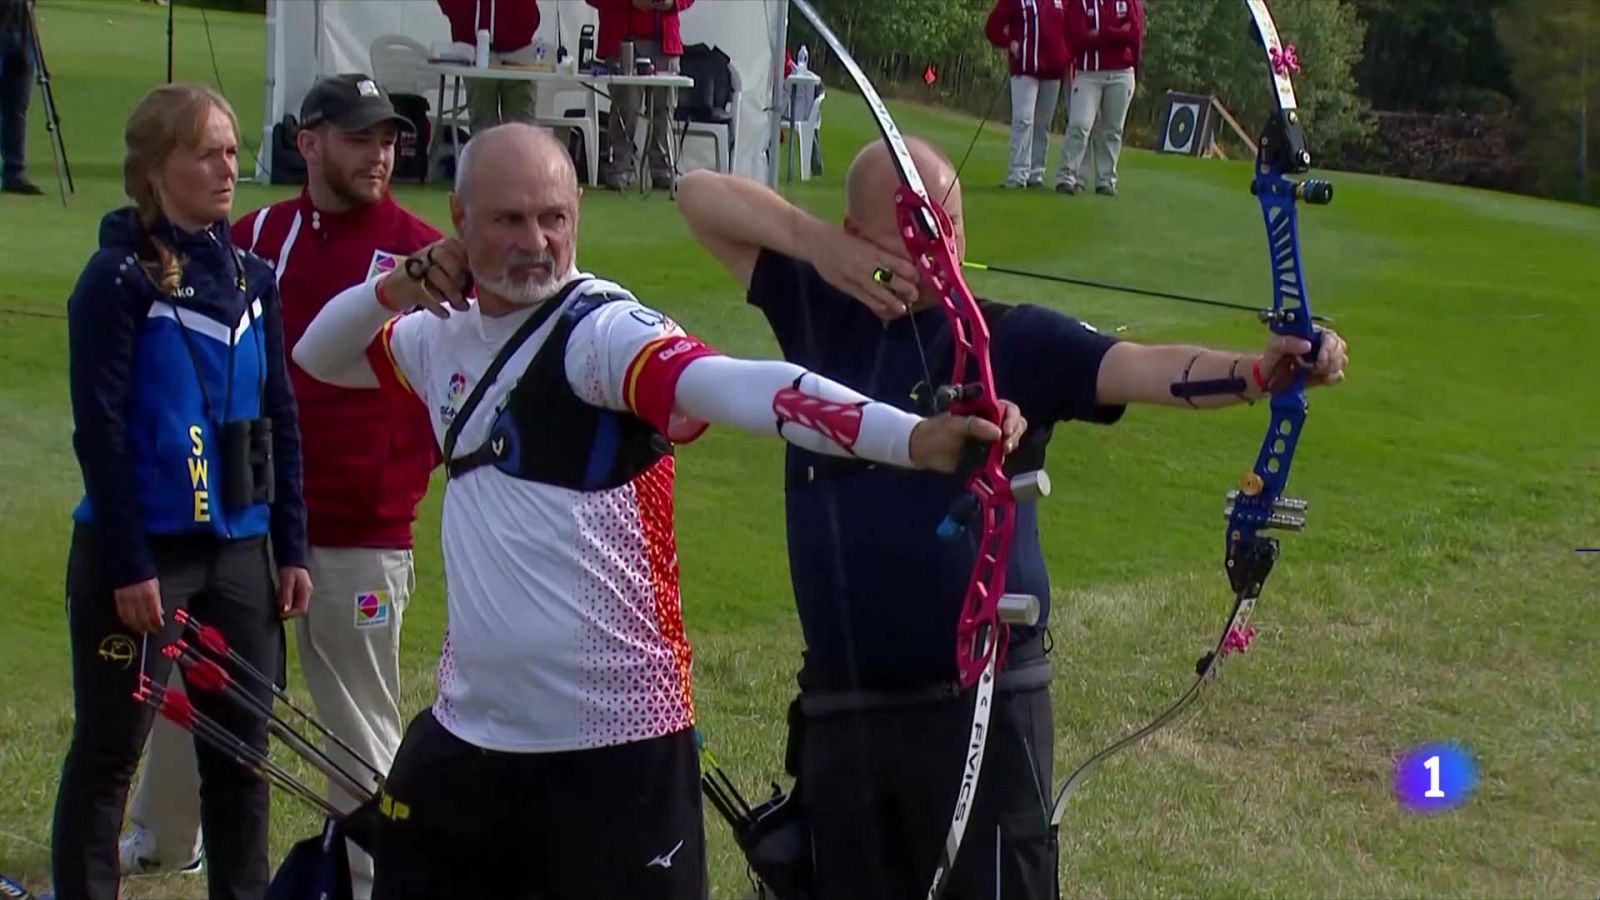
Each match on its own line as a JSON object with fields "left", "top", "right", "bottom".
{"left": 159, "top": 691, "right": 196, "bottom": 729}
{"left": 196, "top": 624, "right": 229, "bottom": 657}
{"left": 185, "top": 657, "right": 231, "bottom": 694}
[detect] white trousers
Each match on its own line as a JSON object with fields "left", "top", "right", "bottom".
{"left": 1055, "top": 67, "right": 1137, "bottom": 190}
{"left": 125, "top": 546, "right": 414, "bottom": 899}
{"left": 1005, "top": 75, "right": 1063, "bottom": 186}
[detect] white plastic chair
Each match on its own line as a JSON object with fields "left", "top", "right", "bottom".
{"left": 369, "top": 34, "right": 433, "bottom": 97}
{"left": 370, "top": 33, "right": 464, "bottom": 179}
{"left": 781, "top": 75, "right": 825, "bottom": 182}
{"left": 536, "top": 86, "right": 600, "bottom": 187}
{"left": 678, "top": 66, "right": 741, "bottom": 173}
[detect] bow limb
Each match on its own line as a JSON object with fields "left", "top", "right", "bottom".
{"left": 1049, "top": 0, "right": 1332, "bottom": 829}
{"left": 784, "top": 3, "right": 1051, "bottom": 897}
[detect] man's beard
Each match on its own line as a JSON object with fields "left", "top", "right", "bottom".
{"left": 326, "top": 164, "right": 387, "bottom": 207}
{"left": 475, "top": 250, "right": 576, "bottom": 306}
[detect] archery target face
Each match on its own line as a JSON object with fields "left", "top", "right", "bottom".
{"left": 1162, "top": 101, "right": 1202, "bottom": 154}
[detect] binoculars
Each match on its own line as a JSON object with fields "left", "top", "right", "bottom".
{"left": 220, "top": 416, "right": 275, "bottom": 509}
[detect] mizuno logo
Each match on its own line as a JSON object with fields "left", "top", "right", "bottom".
{"left": 647, "top": 839, "right": 685, "bottom": 869}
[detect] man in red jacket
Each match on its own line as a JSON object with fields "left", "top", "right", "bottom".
{"left": 119, "top": 74, "right": 442, "bottom": 900}
{"left": 986, "top": 0, "right": 1071, "bottom": 188}
{"left": 1054, "top": 0, "right": 1144, "bottom": 196}
{"left": 436, "top": 0, "right": 541, "bottom": 132}
{"left": 585, "top": 0, "right": 694, "bottom": 190}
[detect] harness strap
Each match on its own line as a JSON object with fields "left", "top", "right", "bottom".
{"left": 797, "top": 639, "right": 1050, "bottom": 717}
{"left": 441, "top": 278, "right": 591, "bottom": 474}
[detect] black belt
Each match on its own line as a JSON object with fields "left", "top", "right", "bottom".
{"left": 797, "top": 639, "right": 1050, "bottom": 718}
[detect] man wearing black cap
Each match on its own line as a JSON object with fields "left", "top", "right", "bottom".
{"left": 119, "top": 74, "right": 442, "bottom": 900}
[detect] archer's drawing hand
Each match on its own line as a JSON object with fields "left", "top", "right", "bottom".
{"left": 908, "top": 400, "right": 1026, "bottom": 473}
{"left": 383, "top": 239, "right": 473, "bottom": 319}
{"left": 812, "top": 229, "right": 920, "bottom": 320}
{"left": 1260, "top": 327, "right": 1348, "bottom": 391}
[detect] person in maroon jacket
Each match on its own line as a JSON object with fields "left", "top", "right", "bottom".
{"left": 118, "top": 74, "right": 442, "bottom": 900}
{"left": 436, "top": 0, "right": 541, "bottom": 132}
{"left": 1054, "top": 0, "right": 1144, "bottom": 196}
{"left": 986, "top": 0, "right": 1071, "bottom": 188}
{"left": 585, "top": 0, "right": 694, "bottom": 190}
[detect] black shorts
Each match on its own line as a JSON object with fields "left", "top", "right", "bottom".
{"left": 797, "top": 659, "right": 1057, "bottom": 900}
{"left": 370, "top": 709, "right": 707, "bottom": 900}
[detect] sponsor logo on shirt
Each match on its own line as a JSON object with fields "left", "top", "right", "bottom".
{"left": 355, "top": 591, "right": 391, "bottom": 629}
{"left": 656, "top": 339, "right": 698, "bottom": 363}
{"left": 440, "top": 371, "right": 468, "bottom": 427}
{"left": 628, "top": 308, "right": 672, "bottom": 330}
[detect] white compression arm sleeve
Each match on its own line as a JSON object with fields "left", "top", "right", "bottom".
{"left": 292, "top": 277, "right": 391, "bottom": 389}
{"left": 672, "top": 355, "right": 922, "bottom": 469}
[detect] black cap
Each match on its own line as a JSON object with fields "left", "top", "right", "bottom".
{"left": 299, "top": 74, "right": 416, "bottom": 133}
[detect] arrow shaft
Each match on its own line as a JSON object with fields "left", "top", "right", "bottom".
{"left": 177, "top": 612, "right": 385, "bottom": 780}
{"left": 141, "top": 682, "right": 342, "bottom": 818}
{"left": 963, "top": 261, "right": 1331, "bottom": 322}
{"left": 173, "top": 644, "right": 376, "bottom": 802}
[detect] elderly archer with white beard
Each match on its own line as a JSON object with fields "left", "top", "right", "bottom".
{"left": 291, "top": 122, "right": 1026, "bottom": 899}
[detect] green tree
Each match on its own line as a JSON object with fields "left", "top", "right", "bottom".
{"left": 1137, "top": 0, "right": 1370, "bottom": 161}
{"left": 1353, "top": 0, "right": 1516, "bottom": 113}
{"left": 1497, "top": 0, "right": 1599, "bottom": 202}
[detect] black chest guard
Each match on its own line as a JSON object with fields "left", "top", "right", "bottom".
{"left": 446, "top": 291, "right": 672, "bottom": 491}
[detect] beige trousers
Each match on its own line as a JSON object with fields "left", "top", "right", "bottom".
{"left": 1054, "top": 67, "right": 1137, "bottom": 190}
{"left": 125, "top": 546, "right": 414, "bottom": 899}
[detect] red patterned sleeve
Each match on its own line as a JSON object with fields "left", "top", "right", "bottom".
{"left": 620, "top": 334, "right": 722, "bottom": 442}
{"left": 364, "top": 315, "right": 422, "bottom": 402}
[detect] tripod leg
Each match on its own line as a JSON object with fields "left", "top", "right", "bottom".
{"left": 25, "top": 3, "right": 72, "bottom": 204}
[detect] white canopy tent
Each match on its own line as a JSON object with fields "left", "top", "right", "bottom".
{"left": 257, "top": 0, "right": 793, "bottom": 185}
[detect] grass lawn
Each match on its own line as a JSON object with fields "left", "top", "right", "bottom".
{"left": 2, "top": 2, "right": 1598, "bottom": 897}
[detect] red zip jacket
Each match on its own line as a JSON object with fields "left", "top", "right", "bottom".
{"left": 584, "top": 0, "right": 694, "bottom": 59}
{"left": 1066, "top": 0, "right": 1144, "bottom": 73}
{"left": 985, "top": 0, "right": 1071, "bottom": 81}
{"left": 436, "top": 0, "right": 540, "bottom": 53}
{"left": 233, "top": 190, "right": 442, "bottom": 550}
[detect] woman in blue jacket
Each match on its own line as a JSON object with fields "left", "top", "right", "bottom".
{"left": 50, "top": 82, "right": 311, "bottom": 900}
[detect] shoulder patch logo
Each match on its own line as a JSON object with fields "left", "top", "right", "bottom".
{"left": 368, "top": 250, "right": 403, "bottom": 282}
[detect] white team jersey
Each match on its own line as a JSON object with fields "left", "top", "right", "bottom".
{"left": 376, "top": 276, "right": 713, "bottom": 752}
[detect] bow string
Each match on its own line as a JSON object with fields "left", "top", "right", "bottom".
{"left": 785, "top": 3, "right": 1052, "bottom": 896}
{"left": 1046, "top": 0, "right": 1333, "bottom": 830}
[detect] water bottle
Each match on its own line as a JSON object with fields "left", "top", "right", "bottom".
{"left": 796, "top": 44, "right": 809, "bottom": 70}
{"left": 475, "top": 28, "right": 490, "bottom": 68}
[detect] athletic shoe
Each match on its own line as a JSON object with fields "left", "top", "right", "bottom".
{"left": 118, "top": 825, "right": 204, "bottom": 876}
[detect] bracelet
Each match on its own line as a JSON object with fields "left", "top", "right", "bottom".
{"left": 1178, "top": 352, "right": 1202, "bottom": 408}
{"left": 1229, "top": 357, "right": 1255, "bottom": 405}
{"left": 1251, "top": 357, "right": 1268, "bottom": 393}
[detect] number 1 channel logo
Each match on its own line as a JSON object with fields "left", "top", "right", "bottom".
{"left": 1394, "top": 742, "right": 1475, "bottom": 813}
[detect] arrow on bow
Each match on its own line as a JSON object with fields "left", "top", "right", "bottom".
{"left": 1048, "top": 0, "right": 1333, "bottom": 827}
{"left": 960, "top": 259, "right": 1335, "bottom": 322}
{"left": 786, "top": 2, "right": 1052, "bottom": 897}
